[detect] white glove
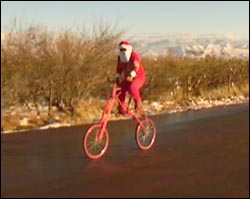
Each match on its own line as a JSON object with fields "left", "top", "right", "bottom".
{"left": 130, "top": 70, "right": 137, "bottom": 78}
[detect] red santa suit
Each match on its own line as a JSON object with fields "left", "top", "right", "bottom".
{"left": 116, "top": 41, "right": 146, "bottom": 113}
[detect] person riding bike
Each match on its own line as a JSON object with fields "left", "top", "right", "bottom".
{"left": 115, "top": 40, "right": 146, "bottom": 116}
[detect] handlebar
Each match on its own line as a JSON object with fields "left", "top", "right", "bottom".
{"left": 107, "top": 77, "right": 117, "bottom": 90}
{"left": 107, "top": 77, "right": 116, "bottom": 84}
{"left": 107, "top": 77, "right": 121, "bottom": 97}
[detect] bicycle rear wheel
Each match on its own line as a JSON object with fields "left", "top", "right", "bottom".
{"left": 83, "top": 124, "right": 109, "bottom": 160}
{"left": 135, "top": 118, "right": 157, "bottom": 150}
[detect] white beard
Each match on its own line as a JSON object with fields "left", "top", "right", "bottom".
{"left": 119, "top": 48, "right": 132, "bottom": 63}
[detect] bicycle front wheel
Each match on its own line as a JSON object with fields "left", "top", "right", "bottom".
{"left": 83, "top": 124, "right": 109, "bottom": 160}
{"left": 135, "top": 118, "right": 157, "bottom": 150}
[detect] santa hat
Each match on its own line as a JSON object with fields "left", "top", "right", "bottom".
{"left": 119, "top": 40, "right": 133, "bottom": 50}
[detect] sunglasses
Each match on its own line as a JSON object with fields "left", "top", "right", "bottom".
{"left": 120, "top": 48, "right": 127, "bottom": 52}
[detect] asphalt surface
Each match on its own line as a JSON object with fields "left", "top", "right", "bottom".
{"left": 1, "top": 103, "right": 249, "bottom": 198}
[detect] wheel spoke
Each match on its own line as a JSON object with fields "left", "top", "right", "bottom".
{"left": 136, "top": 119, "right": 156, "bottom": 150}
{"left": 83, "top": 125, "right": 109, "bottom": 159}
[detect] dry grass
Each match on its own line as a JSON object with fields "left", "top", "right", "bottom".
{"left": 73, "top": 98, "right": 106, "bottom": 123}
{"left": 199, "top": 83, "right": 249, "bottom": 100}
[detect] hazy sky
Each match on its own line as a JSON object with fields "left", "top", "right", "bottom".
{"left": 1, "top": 1, "right": 249, "bottom": 39}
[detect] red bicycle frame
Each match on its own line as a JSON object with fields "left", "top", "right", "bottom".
{"left": 83, "top": 81, "right": 157, "bottom": 159}
{"left": 97, "top": 83, "right": 145, "bottom": 141}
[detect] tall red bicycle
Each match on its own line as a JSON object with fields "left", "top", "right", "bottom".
{"left": 82, "top": 79, "right": 157, "bottom": 160}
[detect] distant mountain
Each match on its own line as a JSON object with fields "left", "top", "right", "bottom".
{"left": 2, "top": 31, "right": 249, "bottom": 59}
{"left": 131, "top": 34, "right": 249, "bottom": 59}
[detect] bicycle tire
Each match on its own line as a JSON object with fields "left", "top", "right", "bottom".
{"left": 135, "top": 118, "right": 157, "bottom": 150}
{"left": 83, "top": 124, "right": 109, "bottom": 160}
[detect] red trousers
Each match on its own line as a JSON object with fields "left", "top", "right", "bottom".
{"left": 118, "top": 77, "right": 146, "bottom": 108}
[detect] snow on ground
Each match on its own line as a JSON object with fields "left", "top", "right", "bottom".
{"left": 1, "top": 95, "right": 249, "bottom": 134}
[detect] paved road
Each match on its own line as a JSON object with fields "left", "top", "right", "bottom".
{"left": 1, "top": 103, "right": 249, "bottom": 198}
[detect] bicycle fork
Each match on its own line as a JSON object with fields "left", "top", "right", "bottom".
{"left": 134, "top": 115, "right": 151, "bottom": 135}
{"left": 96, "top": 98, "right": 115, "bottom": 142}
